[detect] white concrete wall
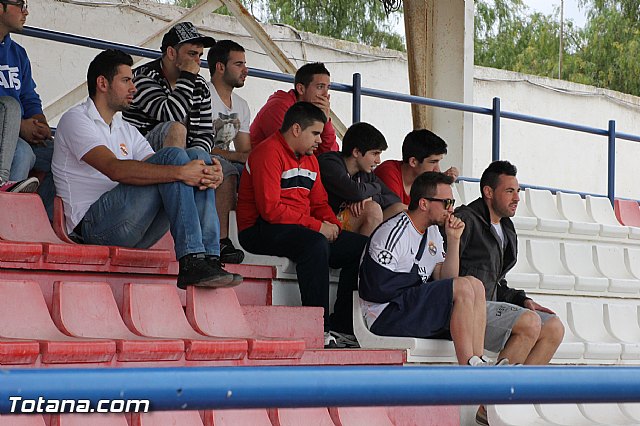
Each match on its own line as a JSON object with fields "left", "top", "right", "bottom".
{"left": 20, "top": 0, "right": 640, "bottom": 199}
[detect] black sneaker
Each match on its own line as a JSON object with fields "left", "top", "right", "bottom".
{"left": 220, "top": 238, "right": 245, "bottom": 264}
{"left": 177, "top": 253, "right": 234, "bottom": 289}
{"left": 206, "top": 255, "right": 243, "bottom": 288}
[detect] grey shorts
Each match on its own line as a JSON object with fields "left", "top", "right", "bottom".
{"left": 145, "top": 122, "right": 174, "bottom": 152}
{"left": 212, "top": 154, "right": 240, "bottom": 178}
{"left": 485, "top": 301, "right": 556, "bottom": 353}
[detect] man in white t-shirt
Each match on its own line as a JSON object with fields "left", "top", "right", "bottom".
{"left": 359, "top": 172, "right": 489, "bottom": 366}
{"left": 52, "top": 49, "right": 241, "bottom": 290}
{"left": 206, "top": 39, "right": 252, "bottom": 264}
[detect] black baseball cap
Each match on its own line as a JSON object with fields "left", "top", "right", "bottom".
{"left": 161, "top": 22, "right": 216, "bottom": 52}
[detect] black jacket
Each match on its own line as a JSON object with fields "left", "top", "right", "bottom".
{"left": 455, "top": 197, "right": 530, "bottom": 307}
{"left": 318, "top": 151, "right": 401, "bottom": 214}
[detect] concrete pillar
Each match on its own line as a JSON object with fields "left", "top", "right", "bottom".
{"left": 403, "top": 0, "right": 475, "bottom": 175}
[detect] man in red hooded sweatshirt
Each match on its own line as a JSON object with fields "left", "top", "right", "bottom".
{"left": 250, "top": 62, "right": 338, "bottom": 154}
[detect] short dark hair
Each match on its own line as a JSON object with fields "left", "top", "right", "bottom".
{"left": 87, "top": 49, "right": 133, "bottom": 98}
{"left": 341, "top": 122, "right": 388, "bottom": 157}
{"left": 207, "top": 39, "right": 245, "bottom": 77}
{"left": 402, "top": 129, "right": 448, "bottom": 163}
{"left": 280, "top": 102, "right": 327, "bottom": 133}
{"left": 480, "top": 160, "right": 518, "bottom": 197}
{"left": 408, "top": 172, "right": 454, "bottom": 211}
{"left": 294, "top": 62, "right": 330, "bottom": 94}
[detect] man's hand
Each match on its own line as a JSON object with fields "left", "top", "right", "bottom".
{"left": 319, "top": 221, "right": 339, "bottom": 242}
{"left": 312, "top": 93, "right": 331, "bottom": 119}
{"left": 20, "top": 118, "right": 52, "bottom": 144}
{"left": 179, "top": 159, "right": 222, "bottom": 190}
{"left": 524, "top": 299, "right": 556, "bottom": 314}
{"left": 347, "top": 197, "right": 372, "bottom": 218}
{"left": 444, "top": 213, "right": 465, "bottom": 241}
{"left": 176, "top": 56, "right": 200, "bottom": 75}
{"left": 443, "top": 166, "right": 460, "bottom": 181}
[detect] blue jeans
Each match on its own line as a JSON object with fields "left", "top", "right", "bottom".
{"left": 79, "top": 147, "right": 220, "bottom": 259}
{"left": 9, "top": 138, "right": 36, "bottom": 180}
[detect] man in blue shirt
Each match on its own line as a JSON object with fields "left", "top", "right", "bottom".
{"left": 0, "top": 0, "right": 52, "bottom": 195}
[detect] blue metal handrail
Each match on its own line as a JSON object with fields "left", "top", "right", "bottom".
{"left": 2, "top": 366, "right": 640, "bottom": 413}
{"left": 23, "top": 26, "right": 640, "bottom": 203}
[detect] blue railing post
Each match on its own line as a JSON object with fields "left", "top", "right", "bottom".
{"left": 352, "top": 73, "right": 362, "bottom": 124}
{"left": 608, "top": 120, "right": 616, "bottom": 204}
{"left": 492, "top": 97, "right": 501, "bottom": 162}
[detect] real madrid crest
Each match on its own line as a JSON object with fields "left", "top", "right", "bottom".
{"left": 377, "top": 250, "right": 393, "bottom": 265}
{"left": 428, "top": 241, "right": 437, "bottom": 256}
{"left": 119, "top": 143, "right": 129, "bottom": 156}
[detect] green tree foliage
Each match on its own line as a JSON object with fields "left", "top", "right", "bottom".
{"left": 475, "top": 0, "right": 640, "bottom": 96}
{"left": 173, "top": 0, "right": 404, "bottom": 51}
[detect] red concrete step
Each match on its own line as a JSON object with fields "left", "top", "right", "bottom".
{"left": 0, "top": 338, "right": 40, "bottom": 365}
{"left": 386, "top": 406, "right": 460, "bottom": 426}
{"left": 122, "top": 283, "right": 248, "bottom": 361}
{"left": 51, "top": 281, "right": 184, "bottom": 362}
{"left": 0, "top": 414, "right": 46, "bottom": 425}
{"left": 329, "top": 407, "right": 394, "bottom": 426}
{"left": 50, "top": 414, "right": 128, "bottom": 426}
{"left": 0, "top": 240, "right": 42, "bottom": 263}
{"left": 268, "top": 408, "right": 335, "bottom": 426}
{"left": 186, "top": 287, "right": 305, "bottom": 360}
{"left": 0, "top": 280, "right": 115, "bottom": 364}
{"left": 131, "top": 411, "right": 204, "bottom": 426}
{"left": 242, "top": 305, "right": 324, "bottom": 349}
{"left": 201, "top": 409, "right": 272, "bottom": 426}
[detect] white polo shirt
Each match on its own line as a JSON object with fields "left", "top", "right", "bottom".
{"left": 52, "top": 98, "right": 154, "bottom": 233}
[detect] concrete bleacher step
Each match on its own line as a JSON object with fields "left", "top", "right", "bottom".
{"left": 0, "top": 280, "right": 116, "bottom": 364}
{"left": 186, "top": 287, "right": 306, "bottom": 360}
{"left": 122, "top": 283, "right": 248, "bottom": 361}
{"left": 242, "top": 305, "right": 324, "bottom": 349}
{"left": 0, "top": 338, "right": 40, "bottom": 365}
{"left": 50, "top": 414, "right": 128, "bottom": 425}
{"left": 52, "top": 281, "right": 185, "bottom": 362}
{"left": 202, "top": 409, "right": 272, "bottom": 426}
{"left": 385, "top": 406, "right": 459, "bottom": 426}
{"left": 53, "top": 196, "right": 177, "bottom": 274}
{"left": 268, "top": 408, "right": 335, "bottom": 426}
{"left": 131, "top": 411, "right": 205, "bottom": 426}
{"left": 329, "top": 407, "right": 394, "bottom": 426}
{"left": 352, "top": 291, "right": 457, "bottom": 363}
{"left": 0, "top": 415, "right": 46, "bottom": 426}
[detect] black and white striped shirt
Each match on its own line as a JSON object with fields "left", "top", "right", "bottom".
{"left": 123, "top": 58, "right": 215, "bottom": 153}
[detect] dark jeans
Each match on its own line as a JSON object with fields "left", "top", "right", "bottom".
{"left": 239, "top": 220, "right": 367, "bottom": 333}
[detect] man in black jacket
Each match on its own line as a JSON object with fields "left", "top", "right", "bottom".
{"left": 456, "top": 161, "right": 565, "bottom": 425}
{"left": 318, "top": 122, "right": 404, "bottom": 236}
{"left": 456, "top": 161, "right": 564, "bottom": 364}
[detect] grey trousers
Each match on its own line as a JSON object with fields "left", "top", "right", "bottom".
{"left": 0, "top": 96, "right": 21, "bottom": 183}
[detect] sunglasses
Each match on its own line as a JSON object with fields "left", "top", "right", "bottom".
{"left": 3, "top": 0, "right": 27, "bottom": 12}
{"left": 424, "top": 197, "right": 456, "bottom": 209}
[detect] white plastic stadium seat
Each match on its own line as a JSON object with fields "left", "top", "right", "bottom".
{"left": 556, "top": 192, "right": 600, "bottom": 236}
{"left": 487, "top": 404, "right": 548, "bottom": 426}
{"left": 525, "top": 188, "right": 570, "bottom": 233}
{"left": 624, "top": 248, "right": 640, "bottom": 280}
{"left": 593, "top": 245, "right": 640, "bottom": 294}
{"left": 535, "top": 404, "right": 598, "bottom": 426}
{"left": 619, "top": 403, "right": 640, "bottom": 422}
{"left": 604, "top": 303, "right": 640, "bottom": 360}
{"left": 352, "top": 292, "right": 456, "bottom": 362}
{"left": 527, "top": 240, "right": 575, "bottom": 291}
{"left": 567, "top": 301, "right": 624, "bottom": 361}
{"left": 533, "top": 298, "right": 585, "bottom": 362}
{"left": 451, "top": 183, "right": 462, "bottom": 207}
{"left": 504, "top": 238, "right": 539, "bottom": 289}
{"left": 461, "top": 180, "right": 480, "bottom": 206}
{"left": 560, "top": 242, "right": 608, "bottom": 292}
{"left": 586, "top": 195, "right": 629, "bottom": 238}
{"left": 512, "top": 189, "right": 538, "bottom": 231}
{"left": 578, "top": 403, "right": 634, "bottom": 425}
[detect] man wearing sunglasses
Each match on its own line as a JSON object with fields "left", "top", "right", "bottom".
{"left": 359, "top": 171, "right": 490, "bottom": 366}
{"left": 0, "top": 0, "right": 54, "bottom": 195}
{"left": 455, "top": 161, "right": 564, "bottom": 426}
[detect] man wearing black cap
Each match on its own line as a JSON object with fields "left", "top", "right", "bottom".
{"left": 123, "top": 22, "right": 216, "bottom": 153}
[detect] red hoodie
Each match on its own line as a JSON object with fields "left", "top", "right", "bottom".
{"left": 237, "top": 131, "right": 340, "bottom": 232}
{"left": 249, "top": 89, "right": 339, "bottom": 154}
